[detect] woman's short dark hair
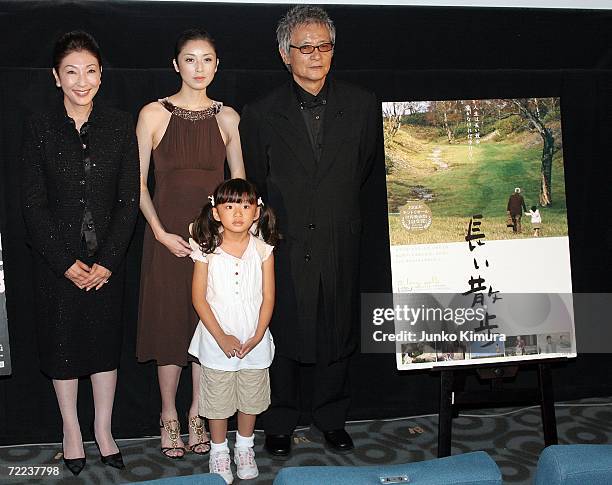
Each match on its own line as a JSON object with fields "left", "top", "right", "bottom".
{"left": 174, "top": 28, "right": 216, "bottom": 60}
{"left": 53, "top": 31, "right": 102, "bottom": 70}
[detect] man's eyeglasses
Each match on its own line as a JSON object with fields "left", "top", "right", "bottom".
{"left": 289, "top": 42, "right": 334, "bottom": 55}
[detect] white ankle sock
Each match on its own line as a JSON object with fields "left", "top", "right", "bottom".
{"left": 211, "top": 439, "right": 229, "bottom": 454}
{"left": 235, "top": 432, "right": 254, "bottom": 449}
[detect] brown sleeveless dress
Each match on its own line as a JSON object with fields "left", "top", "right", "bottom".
{"left": 137, "top": 99, "right": 225, "bottom": 365}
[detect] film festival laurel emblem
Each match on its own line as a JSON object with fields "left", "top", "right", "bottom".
{"left": 399, "top": 201, "right": 432, "bottom": 232}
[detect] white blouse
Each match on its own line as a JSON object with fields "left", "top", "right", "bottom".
{"left": 188, "top": 234, "right": 275, "bottom": 371}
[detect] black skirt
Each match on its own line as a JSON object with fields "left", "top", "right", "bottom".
{"left": 33, "top": 246, "right": 125, "bottom": 379}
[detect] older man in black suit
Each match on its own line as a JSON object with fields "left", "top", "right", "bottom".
{"left": 239, "top": 5, "right": 381, "bottom": 457}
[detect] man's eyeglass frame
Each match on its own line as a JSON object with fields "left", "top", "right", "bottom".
{"left": 289, "top": 42, "right": 334, "bottom": 54}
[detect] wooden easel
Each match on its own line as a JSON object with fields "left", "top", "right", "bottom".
{"left": 436, "top": 361, "right": 559, "bottom": 457}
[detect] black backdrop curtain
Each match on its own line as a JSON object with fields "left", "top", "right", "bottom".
{"left": 1, "top": 0, "right": 611, "bottom": 445}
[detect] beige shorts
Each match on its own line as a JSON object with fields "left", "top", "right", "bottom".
{"left": 199, "top": 367, "right": 271, "bottom": 419}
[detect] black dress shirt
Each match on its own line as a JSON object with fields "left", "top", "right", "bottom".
{"left": 294, "top": 81, "right": 328, "bottom": 162}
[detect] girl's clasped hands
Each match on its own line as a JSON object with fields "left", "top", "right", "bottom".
{"left": 216, "top": 331, "right": 265, "bottom": 359}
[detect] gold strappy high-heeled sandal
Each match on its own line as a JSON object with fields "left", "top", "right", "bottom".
{"left": 159, "top": 418, "right": 185, "bottom": 459}
{"left": 187, "top": 415, "right": 211, "bottom": 455}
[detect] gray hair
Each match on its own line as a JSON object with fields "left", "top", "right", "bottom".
{"left": 276, "top": 5, "right": 336, "bottom": 56}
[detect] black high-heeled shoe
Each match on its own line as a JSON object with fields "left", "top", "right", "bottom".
{"left": 91, "top": 426, "right": 125, "bottom": 469}
{"left": 63, "top": 455, "right": 86, "bottom": 476}
{"left": 62, "top": 447, "right": 86, "bottom": 476}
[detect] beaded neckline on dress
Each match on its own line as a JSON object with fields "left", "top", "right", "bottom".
{"left": 160, "top": 98, "right": 223, "bottom": 121}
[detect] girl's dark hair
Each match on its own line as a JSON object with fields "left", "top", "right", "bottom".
{"left": 191, "top": 179, "right": 279, "bottom": 254}
{"left": 53, "top": 31, "right": 102, "bottom": 70}
{"left": 174, "top": 28, "right": 216, "bottom": 60}
{"left": 531, "top": 205, "right": 537, "bottom": 211}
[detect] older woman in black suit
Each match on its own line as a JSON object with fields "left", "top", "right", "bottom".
{"left": 21, "top": 31, "right": 139, "bottom": 475}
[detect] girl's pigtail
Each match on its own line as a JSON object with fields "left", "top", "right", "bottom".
{"left": 191, "top": 200, "right": 222, "bottom": 253}
{"left": 256, "top": 204, "right": 280, "bottom": 245}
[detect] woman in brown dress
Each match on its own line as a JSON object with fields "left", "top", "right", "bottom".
{"left": 136, "top": 29, "right": 245, "bottom": 458}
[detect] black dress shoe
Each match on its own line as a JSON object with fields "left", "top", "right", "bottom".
{"left": 264, "top": 433, "right": 292, "bottom": 457}
{"left": 63, "top": 456, "right": 86, "bottom": 476}
{"left": 323, "top": 429, "right": 354, "bottom": 452}
{"left": 100, "top": 449, "right": 125, "bottom": 470}
{"left": 93, "top": 440, "right": 125, "bottom": 469}
{"left": 92, "top": 428, "right": 125, "bottom": 470}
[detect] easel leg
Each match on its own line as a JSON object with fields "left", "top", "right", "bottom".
{"left": 538, "top": 362, "right": 558, "bottom": 446}
{"left": 438, "top": 370, "right": 454, "bottom": 457}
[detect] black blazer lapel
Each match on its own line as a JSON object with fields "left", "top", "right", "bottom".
{"left": 317, "top": 80, "right": 349, "bottom": 182}
{"left": 268, "top": 83, "right": 317, "bottom": 177}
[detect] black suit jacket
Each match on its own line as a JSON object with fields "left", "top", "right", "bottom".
{"left": 21, "top": 102, "right": 140, "bottom": 277}
{"left": 240, "top": 78, "right": 382, "bottom": 362}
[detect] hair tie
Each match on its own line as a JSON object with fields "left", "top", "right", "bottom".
{"left": 208, "top": 195, "right": 215, "bottom": 207}
{"left": 257, "top": 197, "right": 264, "bottom": 207}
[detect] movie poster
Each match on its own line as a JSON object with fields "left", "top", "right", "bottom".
{"left": 382, "top": 98, "right": 576, "bottom": 370}
{"left": 0, "top": 232, "right": 11, "bottom": 375}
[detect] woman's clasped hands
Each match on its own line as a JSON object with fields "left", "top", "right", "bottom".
{"left": 64, "top": 260, "right": 112, "bottom": 291}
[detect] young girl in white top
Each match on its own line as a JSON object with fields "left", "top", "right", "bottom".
{"left": 525, "top": 205, "right": 542, "bottom": 237}
{"left": 188, "top": 179, "right": 278, "bottom": 484}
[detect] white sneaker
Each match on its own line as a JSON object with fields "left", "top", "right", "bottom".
{"left": 234, "top": 446, "right": 259, "bottom": 480}
{"left": 209, "top": 450, "right": 234, "bottom": 484}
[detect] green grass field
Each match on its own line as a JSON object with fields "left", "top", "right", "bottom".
{"left": 386, "top": 125, "right": 568, "bottom": 246}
